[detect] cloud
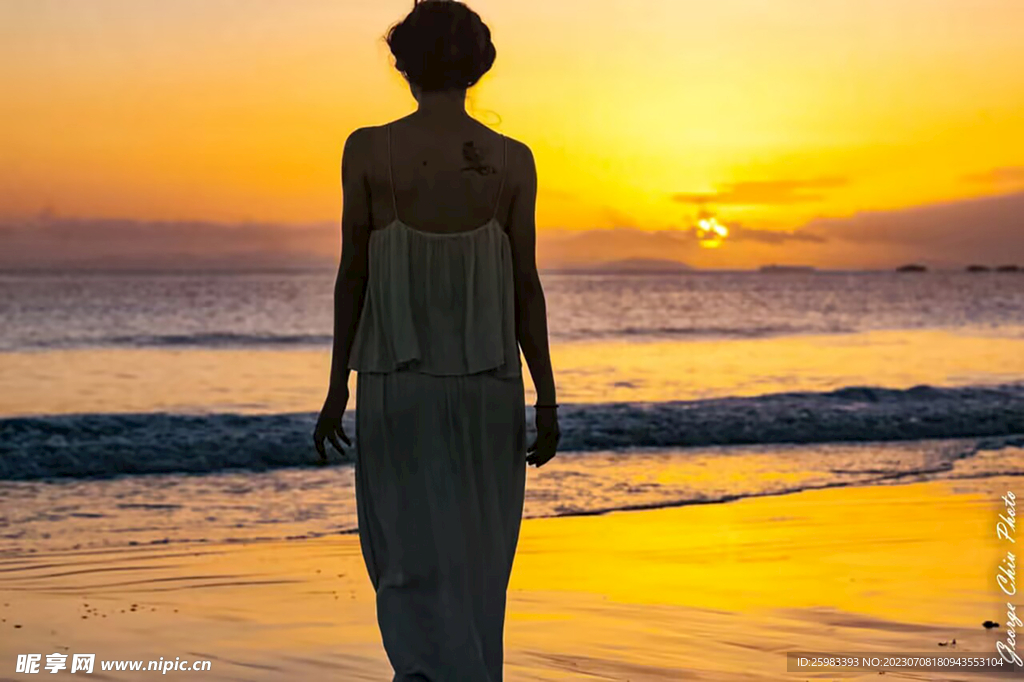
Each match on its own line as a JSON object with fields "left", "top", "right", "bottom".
{"left": 0, "top": 215, "right": 339, "bottom": 271}
{"left": 538, "top": 190, "right": 1024, "bottom": 270}
{"left": 599, "top": 205, "right": 641, "bottom": 229}
{"left": 536, "top": 226, "right": 698, "bottom": 268}
{"left": 672, "top": 176, "right": 848, "bottom": 206}
{"left": 963, "top": 166, "right": 1024, "bottom": 185}
{"left": 796, "top": 189, "right": 1024, "bottom": 266}
{"left": 726, "top": 224, "right": 826, "bottom": 244}
{"left": 6, "top": 190, "right": 1022, "bottom": 272}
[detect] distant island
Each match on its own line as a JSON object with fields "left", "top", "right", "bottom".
{"left": 759, "top": 265, "right": 817, "bottom": 273}
{"left": 965, "top": 264, "right": 1021, "bottom": 272}
{"left": 896, "top": 263, "right": 928, "bottom": 272}
{"left": 546, "top": 257, "right": 693, "bottom": 274}
{"left": 970, "top": 264, "right": 1021, "bottom": 272}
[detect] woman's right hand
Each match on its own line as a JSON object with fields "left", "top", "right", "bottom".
{"left": 526, "top": 406, "right": 560, "bottom": 467}
{"left": 313, "top": 387, "right": 352, "bottom": 463}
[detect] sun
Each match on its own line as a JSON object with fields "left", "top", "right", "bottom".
{"left": 695, "top": 214, "right": 730, "bottom": 249}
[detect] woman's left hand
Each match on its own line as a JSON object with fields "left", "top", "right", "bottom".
{"left": 313, "top": 387, "right": 352, "bottom": 463}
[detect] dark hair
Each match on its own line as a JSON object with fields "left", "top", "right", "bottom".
{"left": 386, "top": 0, "right": 496, "bottom": 92}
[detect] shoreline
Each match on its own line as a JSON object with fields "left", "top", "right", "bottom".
{"left": 3, "top": 438, "right": 1021, "bottom": 559}
{"left": 2, "top": 475, "right": 1019, "bottom": 680}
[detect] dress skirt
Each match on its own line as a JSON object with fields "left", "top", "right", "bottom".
{"left": 354, "top": 369, "right": 528, "bottom": 682}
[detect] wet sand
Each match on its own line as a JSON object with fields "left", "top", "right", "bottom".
{"left": 1, "top": 476, "right": 1017, "bottom": 680}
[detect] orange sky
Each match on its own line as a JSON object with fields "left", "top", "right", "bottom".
{"left": 2, "top": 0, "right": 1023, "bottom": 268}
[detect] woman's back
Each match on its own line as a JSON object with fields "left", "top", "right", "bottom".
{"left": 347, "top": 120, "right": 522, "bottom": 378}
{"left": 368, "top": 116, "right": 514, "bottom": 237}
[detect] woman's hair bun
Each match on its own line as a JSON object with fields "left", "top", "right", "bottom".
{"left": 386, "top": 0, "right": 496, "bottom": 91}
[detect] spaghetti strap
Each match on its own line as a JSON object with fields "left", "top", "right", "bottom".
{"left": 386, "top": 123, "right": 400, "bottom": 224}
{"left": 492, "top": 134, "right": 507, "bottom": 221}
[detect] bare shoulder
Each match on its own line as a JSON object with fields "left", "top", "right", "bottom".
{"left": 499, "top": 135, "right": 536, "bottom": 184}
{"left": 499, "top": 134, "right": 538, "bottom": 256}
{"left": 499, "top": 134, "right": 533, "bottom": 161}
{"left": 342, "top": 126, "right": 375, "bottom": 164}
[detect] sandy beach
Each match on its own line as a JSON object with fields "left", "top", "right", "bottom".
{"left": 1, "top": 475, "right": 1016, "bottom": 681}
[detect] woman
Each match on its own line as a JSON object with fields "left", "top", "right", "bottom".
{"left": 312, "top": 1, "right": 560, "bottom": 679}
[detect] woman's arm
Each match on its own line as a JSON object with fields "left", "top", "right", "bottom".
{"left": 506, "top": 142, "right": 556, "bottom": 406}
{"left": 326, "top": 128, "right": 373, "bottom": 398}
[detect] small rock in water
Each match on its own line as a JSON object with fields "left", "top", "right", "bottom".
{"left": 983, "top": 620, "right": 1000, "bottom": 629}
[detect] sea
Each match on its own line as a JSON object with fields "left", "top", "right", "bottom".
{"left": 1, "top": 268, "right": 1023, "bottom": 556}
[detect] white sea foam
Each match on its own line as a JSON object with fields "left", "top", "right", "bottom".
{"left": 2, "top": 383, "right": 1022, "bottom": 480}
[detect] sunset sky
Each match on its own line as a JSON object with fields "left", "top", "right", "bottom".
{"left": 2, "top": 0, "right": 1023, "bottom": 269}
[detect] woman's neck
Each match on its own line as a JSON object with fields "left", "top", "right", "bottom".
{"left": 413, "top": 89, "right": 470, "bottom": 123}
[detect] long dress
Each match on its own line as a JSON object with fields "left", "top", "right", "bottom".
{"left": 347, "top": 126, "right": 527, "bottom": 681}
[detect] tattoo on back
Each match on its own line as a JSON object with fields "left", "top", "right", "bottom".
{"left": 461, "top": 141, "right": 496, "bottom": 176}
